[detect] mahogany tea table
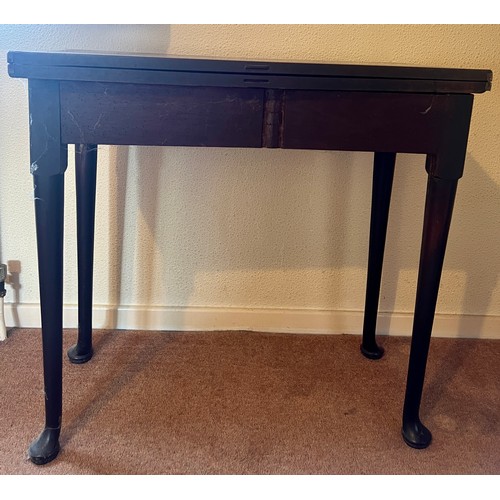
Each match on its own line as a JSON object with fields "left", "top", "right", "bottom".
{"left": 7, "top": 51, "right": 492, "bottom": 464}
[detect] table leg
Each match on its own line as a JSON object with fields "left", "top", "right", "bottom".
{"left": 402, "top": 173, "right": 458, "bottom": 448}
{"left": 68, "top": 144, "right": 98, "bottom": 364}
{"left": 361, "top": 152, "right": 396, "bottom": 359}
{"left": 28, "top": 173, "right": 65, "bottom": 465}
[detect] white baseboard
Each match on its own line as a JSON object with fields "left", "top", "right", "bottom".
{"left": 3, "top": 303, "right": 500, "bottom": 339}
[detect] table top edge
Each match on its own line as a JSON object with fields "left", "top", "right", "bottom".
{"left": 6, "top": 50, "right": 493, "bottom": 82}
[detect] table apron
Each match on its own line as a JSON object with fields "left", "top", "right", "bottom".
{"left": 60, "top": 81, "right": 265, "bottom": 148}
{"left": 58, "top": 81, "right": 473, "bottom": 178}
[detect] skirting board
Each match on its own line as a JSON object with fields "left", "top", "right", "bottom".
{"left": 3, "top": 303, "right": 500, "bottom": 339}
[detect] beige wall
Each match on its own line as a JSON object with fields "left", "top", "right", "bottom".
{"left": 0, "top": 25, "right": 499, "bottom": 337}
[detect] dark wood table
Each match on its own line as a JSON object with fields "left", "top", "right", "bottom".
{"left": 7, "top": 51, "right": 492, "bottom": 465}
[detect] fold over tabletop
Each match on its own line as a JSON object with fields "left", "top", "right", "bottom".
{"left": 8, "top": 51, "right": 493, "bottom": 94}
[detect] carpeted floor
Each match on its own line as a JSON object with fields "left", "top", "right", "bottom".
{"left": 0, "top": 328, "right": 498, "bottom": 474}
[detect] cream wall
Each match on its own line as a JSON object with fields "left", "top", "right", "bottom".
{"left": 0, "top": 25, "right": 499, "bottom": 338}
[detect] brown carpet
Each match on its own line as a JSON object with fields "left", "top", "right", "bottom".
{"left": 0, "top": 328, "right": 498, "bottom": 474}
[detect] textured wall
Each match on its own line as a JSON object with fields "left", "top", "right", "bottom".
{"left": 0, "top": 25, "right": 499, "bottom": 336}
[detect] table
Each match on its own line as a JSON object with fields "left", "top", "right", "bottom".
{"left": 7, "top": 51, "right": 492, "bottom": 465}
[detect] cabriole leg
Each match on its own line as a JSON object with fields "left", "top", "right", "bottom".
{"left": 402, "top": 174, "right": 458, "bottom": 448}
{"left": 29, "top": 173, "right": 65, "bottom": 464}
{"left": 68, "top": 144, "right": 98, "bottom": 364}
{"left": 361, "top": 152, "right": 396, "bottom": 359}
{"left": 27, "top": 78, "right": 67, "bottom": 465}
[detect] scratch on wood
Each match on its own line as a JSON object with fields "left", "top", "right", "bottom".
{"left": 92, "top": 112, "right": 104, "bottom": 132}
{"left": 420, "top": 95, "right": 436, "bottom": 115}
{"left": 67, "top": 109, "right": 85, "bottom": 142}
